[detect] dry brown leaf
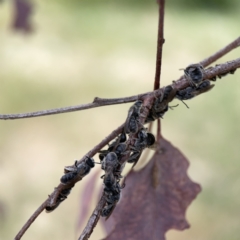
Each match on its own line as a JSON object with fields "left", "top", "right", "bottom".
{"left": 102, "top": 138, "right": 201, "bottom": 240}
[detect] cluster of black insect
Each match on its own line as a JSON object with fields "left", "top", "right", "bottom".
{"left": 45, "top": 157, "right": 95, "bottom": 212}
{"left": 176, "top": 64, "right": 215, "bottom": 101}
{"left": 99, "top": 73, "right": 212, "bottom": 217}
{"left": 99, "top": 132, "right": 127, "bottom": 218}
{"left": 146, "top": 85, "right": 177, "bottom": 122}
{"left": 98, "top": 100, "right": 159, "bottom": 217}
{"left": 127, "top": 128, "right": 155, "bottom": 167}
{"left": 100, "top": 152, "right": 123, "bottom": 218}
{"left": 45, "top": 63, "right": 237, "bottom": 215}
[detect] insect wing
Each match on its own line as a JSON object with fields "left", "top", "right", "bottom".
{"left": 192, "top": 82, "right": 215, "bottom": 97}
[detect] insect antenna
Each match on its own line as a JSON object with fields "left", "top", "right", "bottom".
{"left": 181, "top": 100, "right": 189, "bottom": 109}
{"left": 169, "top": 104, "right": 179, "bottom": 110}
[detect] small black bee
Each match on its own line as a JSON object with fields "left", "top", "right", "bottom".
{"left": 183, "top": 64, "right": 204, "bottom": 87}
{"left": 146, "top": 85, "right": 177, "bottom": 122}
{"left": 101, "top": 182, "right": 122, "bottom": 219}
{"left": 101, "top": 152, "right": 119, "bottom": 171}
{"left": 101, "top": 204, "right": 115, "bottom": 218}
{"left": 101, "top": 152, "right": 122, "bottom": 182}
{"left": 99, "top": 131, "right": 127, "bottom": 161}
{"left": 103, "top": 172, "right": 117, "bottom": 192}
{"left": 128, "top": 129, "right": 155, "bottom": 167}
{"left": 100, "top": 151, "right": 125, "bottom": 218}
{"left": 60, "top": 157, "right": 95, "bottom": 184}
{"left": 45, "top": 188, "right": 72, "bottom": 213}
{"left": 114, "top": 143, "right": 128, "bottom": 160}
{"left": 176, "top": 80, "right": 214, "bottom": 101}
{"left": 124, "top": 100, "right": 143, "bottom": 134}
{"left": 60, "top": 171, "right": 78, "bottom": 185}
{"left": 134, "top": 129, "right": 155, "bottom": 150}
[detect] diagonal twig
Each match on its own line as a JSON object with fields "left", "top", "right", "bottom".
{"left": 14, "top": 124, "right": 124, "bottom": 240}
{"left": 78, "top": 194, "right": 106, "bottom": 240}
{"left": 14, "top": 200, "right": 48, "bottom": 240}
{"left": 200, "top": 36, "right": 240, "bottom": 67}
{"left": 178, "top": 36, "right": 240, "bottom": 81}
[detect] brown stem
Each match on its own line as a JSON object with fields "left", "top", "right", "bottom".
{"left": 154, "top": 0, "right": 165, "bottom": 90}
{"left": 200, "top": 36, "right": 240, "bottom": 67}
{"left": 178, "top": 36, "right": 240, "bottom": 81}
{"left": 78, "top": 194, "right": 106, "bottom": 240}
{"left": 14, "top": 200, "right": 48, "bottom": 240}
{"left": 154, "top": 0, "right": 165, "bottom": 142}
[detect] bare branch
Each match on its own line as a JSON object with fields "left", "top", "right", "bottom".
{"left": 154, "top": 0, "right": 165, "bottom": 140}
{"left": 178, "top": 36, "right": 240, "bottom": 81}
{"left": 154, "top": 0, "right": 165, "bottom": 90}
{"left": 174, "top": 58, "right": 240, "bottom": 90}
{"left": 200, "top": 36, "right": 240, "bottom": 67}
{"left": 14, "top": 200, "right": 48, "bottom": 240}
{"left": 78, "top": 194, "right": 106, "bottom": 240}
{"left": 0, "top": 98, "right": 138, "bottom": 120}
{"left": 14, "top": 124, "right": 124, "bottom": 240}
{"left": 1, "top": 57, "right": 239, "bottom": 121}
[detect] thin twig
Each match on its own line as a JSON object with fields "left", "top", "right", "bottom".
{"left": 173, "top": 58, "right": 240, "bottom": 90}
{"left": 1, "top": 57, "right": 239, "bottom": 121}
{"left": 78, "top": 194, "right": 106, "bottom": 240}
{"left": 154, "top": 0, "right": 165, "bottom": 141}
{"left": 200, "top": 36, "right": 240, "bottom": 67}
{"left": 154, "top": 0, "right": 165, "bottom": 90}
{"left": 0, "top": 96, "right": 142, "bottom": 120}
{"left": 14, "top": 200, "right": 48, "bottom": 240}
{"left": 14, "top": 124, "right": 124, "bottom": 240}
{"left": 178, "top": 36, "right": 240, "bottom": 81}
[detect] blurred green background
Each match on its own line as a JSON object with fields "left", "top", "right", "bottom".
{"left": 0, "top": 0, "right": 240, "bottom": 239}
